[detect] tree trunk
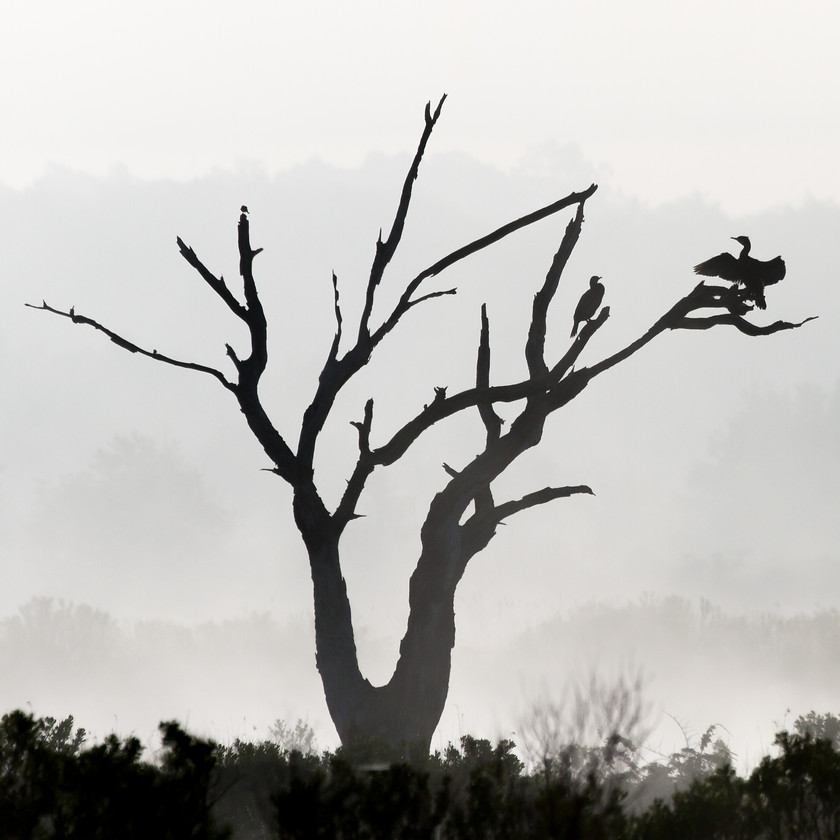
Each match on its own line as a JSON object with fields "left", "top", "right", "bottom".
{"left": 296, "top": 480, "right": 468, "bottom": 755}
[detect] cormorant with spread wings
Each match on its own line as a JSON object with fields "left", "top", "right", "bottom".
{"left": 694, "top": 236, "right": 785, "bottom": 310}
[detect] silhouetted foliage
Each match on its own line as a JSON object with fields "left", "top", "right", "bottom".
{"left": 6, "top": 709, "right": 840, "bottom": 838}
{"left": 624, "top": 722, "right": 734, "bottom": 814}
{"left": 793, "top": 710, "right": 840, "bottom": 748}
{"left": 213, "top": 711, "right": 840, "bottom": 838}
{"left": 631, "top": 723, "right": 840, "bottom": 839}
{"left": 0, "top": 710, "right": 229, "bottom": 839}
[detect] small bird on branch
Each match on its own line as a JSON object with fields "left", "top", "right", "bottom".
{"left": 693, "top": 236, "right": 785, "bottom": 310}
{"left": 571, "top": 276, "right": 605, "bottom": 337}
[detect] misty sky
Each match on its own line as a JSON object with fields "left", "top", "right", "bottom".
{"left": 3, "top": 1, "right": 839, "bottom": 211}
{"left": 2, "top": 2, "right": 839, "bottom": 759}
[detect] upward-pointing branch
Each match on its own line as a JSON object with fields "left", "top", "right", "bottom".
{"left": 176, "top": 237, "right": 248, "bottom": 321}
{"left": 371, "top": 183, "right": 598, "bottom": 348}
{"left": 358, "top": 95, "right": 447, "bottom": 343}
{"left": 525, "top": 200, "right": 588, "bottom": 378}
{"left": 476, "top": 304, "right": 502, "bottom": 446}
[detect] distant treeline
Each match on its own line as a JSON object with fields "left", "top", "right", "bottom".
{"left": 2, "top": 708, "right": 839, "bottom": 839}
{"left": 3, "top": 595, "right": 839, "bottom": 751}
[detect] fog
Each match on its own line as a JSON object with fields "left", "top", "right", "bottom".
{"left": 0, "top": 155, "right": 835, "bottom": 766}
{"left": 2, "top": 0, "right": 839, "bottom": 770}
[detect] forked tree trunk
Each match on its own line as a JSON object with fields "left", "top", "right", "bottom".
{"left": 296, "top": 479, "right": 469, "bottom": 753}
{"left": 296, "top": 399, "right": 557, "bottom": 753}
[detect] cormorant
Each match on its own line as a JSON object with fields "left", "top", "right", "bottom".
{"left": 693, "top": 236, "right": 785, "bottom": 310}
{"left": 571, "top": 276, "right": 605, "bottom": 337}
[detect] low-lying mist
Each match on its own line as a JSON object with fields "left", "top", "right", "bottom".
{"left": 2, "top": 595, "right": 834, "bottom": 773}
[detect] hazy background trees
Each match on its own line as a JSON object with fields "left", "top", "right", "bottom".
{"left": 0, "top": 148, "right": 834, "bottom": 757}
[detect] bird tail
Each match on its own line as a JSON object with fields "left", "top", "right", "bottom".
{"left": 570, "top": 322, "right": 578, "bottom": 338}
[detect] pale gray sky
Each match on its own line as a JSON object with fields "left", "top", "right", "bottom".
{"left": 2, "top": 1, "right": 839, "bottom": 212}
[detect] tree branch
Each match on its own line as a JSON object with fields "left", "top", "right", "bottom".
{"left": 327, "top": 271, "right": 343, "bottom": 363}
{"left": 299, "top": 178, "right": 596, "bottom": 483}
{"left": 583, "top": 282, "right": 816, "bottom": 383}
{"left": 372, "top": 279, "right": 816, "bottom": 467}
{"left": 238, "top": 210, "right": 265, "bottom": 312}
{"left": 405, "top": 287, "right": 458, "bottom": 310}
{"left": 476, "top": 304, "right": 502, "bottom": 446}
{"left": 677, "top": 313, "right": 818, "bottom": 335}
{"left": 459, "top": 483, "right": 595, "bottom": 560}
{"left": 334, "top": 398, "right": 375, "bottom": 532}
{"left": 492, "top": 484, "right": 595, "bottom": 523}
{"left": 176, "top": 237, "right": 247, "bottom": 320}
{"left": 370, "top": 183, "right": 599, "bottom": 348}
{"left": 525, "top": 199, "right": 588, "bottom": 378}
{"left": 471, "top": 304, "right": 501, "bottom": 519}
{"left": 358, "top": 95, "right": 447, "bottom": 343}
{"left": 25, "top": 301, "right": 236, "bottom": 391}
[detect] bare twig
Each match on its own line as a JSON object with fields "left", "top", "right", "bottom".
{"left": 334, "top": 399, "right": 375, "bottom": 531}
{"left": 677, "top": 313, "right": 818, "bottom": 335}
{"left": 358, "top": 95, "right": 447, "bottom": 342}
{"left": 176, "top": 237, "right": 247, "bottom": 320}
{"left": 493, "top": 485, "right": 595, "bottom": 523}
{"left": 371, "top": 183, "right": 599, "bottom": 348}
{"left": 476, "top": 304, "right": 503, "bottom": 445}
{"left": 25, "top": 301, "right": 236, "bottom": 391}
{"left": 328, "top": 271, "right": 343, "bottom": 362}
{"left": 525, "top": 200, "right": 588, "bottom": 378}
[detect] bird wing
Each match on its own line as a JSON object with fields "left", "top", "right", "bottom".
{"left": 693, "top": 252, "right": 741, "bottom": 281}
{"left": 762, "top": 256, "right": 786, "bottom": 286}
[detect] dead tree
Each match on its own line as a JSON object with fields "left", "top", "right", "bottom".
{"left": 29, "top": 97, "right": 815, "bottom": 753}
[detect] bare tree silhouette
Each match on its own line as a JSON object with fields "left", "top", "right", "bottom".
{"left": 29, "top": 97, "right": 815, "bottom": 754}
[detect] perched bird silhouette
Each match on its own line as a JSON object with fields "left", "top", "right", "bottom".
{"left": 693, "top": 236, "right": 785, "bottom": 310}
{"left": 571, "top": 276, "right": 605, "bottom": 337}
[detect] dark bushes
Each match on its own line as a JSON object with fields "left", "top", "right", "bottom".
{"left": 0, "top": 710, "right": 229, "bottom": 839}
{"left": 4, "top": 710, "right": 840, "bottom": 838}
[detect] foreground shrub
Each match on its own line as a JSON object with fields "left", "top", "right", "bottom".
{"left": 5, "top": 710, "right": 840, "bottom": 838}
{"left": 0, "top": 710, "right": 229, "bottom": 839}
{"left": 631, "top": 728, "right": 840, "bottom": 839}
